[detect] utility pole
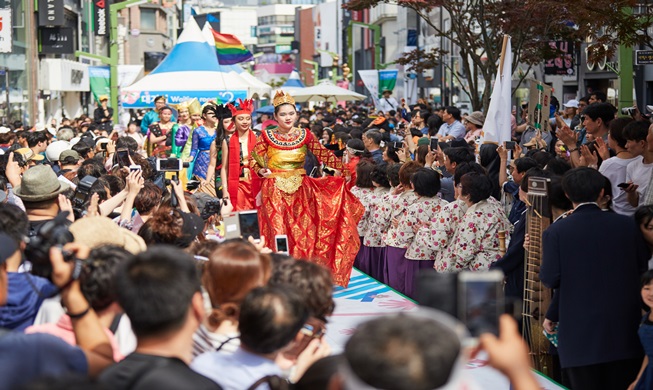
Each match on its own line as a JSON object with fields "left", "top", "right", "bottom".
{"left": 76, "top": 0, "right": 148, "bottom": 123}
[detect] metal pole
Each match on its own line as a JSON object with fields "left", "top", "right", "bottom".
{"left": 618, "top": 7, "right": 634, "bottom": 115}
{"left": 4, "top": 67, "right": 9, "bottom": 124}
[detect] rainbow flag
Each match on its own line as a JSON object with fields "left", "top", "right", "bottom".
{"left": 211, "top": 30, "right": 254, "bottom": 65}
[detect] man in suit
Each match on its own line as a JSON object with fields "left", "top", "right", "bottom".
{"left": 540, "top": 167, "right": 649, "bottom": 390}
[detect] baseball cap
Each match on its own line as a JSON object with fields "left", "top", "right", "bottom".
{"left": 563, "top": 99, "right": 579, "bottom": 109}
{"left": 0, "top": 233, "right": 18, "bottom": 265}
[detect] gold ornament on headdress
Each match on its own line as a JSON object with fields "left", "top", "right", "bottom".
{"left": 273, "top": 90, "right": 295, "bottom": 108}
{"left": 176, "top": 98, "right": 201, "bottom": 116}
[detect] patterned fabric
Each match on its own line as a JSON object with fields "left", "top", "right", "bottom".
{"left": 416, "top": 200, "right": 468, "bottom": 268}
{"left": 359, "top": 187, "right": 390, "bottom": 238}
{"left": 351, "top": 186, "right": 374, "bottom": 236}
{"left": 364, "top": 190, "right": 398, "bottom": 247}
{"left": 190, "top": 126, "right": 216, "bottom": 180}
{"left": 441, "top": 199, "right": 511, "bottom": 272}
{"left": 250, "top": 127, "right": 364, "bottom": 287}
{"left": 383, "top": 190, "right": 420, "bottom": 248}
{"left": 404, "top": 197, "right": 448, "bottom": 260}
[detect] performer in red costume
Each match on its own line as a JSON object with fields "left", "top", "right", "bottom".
{"left": 221, "top": 99, "right": 260, "bottom": 211}
{"left": 250, "top": 91, "right": 364, "bottom": 286}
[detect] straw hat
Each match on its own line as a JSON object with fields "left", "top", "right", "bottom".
{"left": 14, "top": 165, "right": 70, "bottom": 202}
{"left": 69, "top": 216, "right": 147, "bottom": 254}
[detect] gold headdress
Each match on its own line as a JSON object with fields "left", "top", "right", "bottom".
{"left": 273, "top": 90, "right": 295, "bottom": 108}
{"left": 176, "top": 98, "right": 201, "bottom": 116}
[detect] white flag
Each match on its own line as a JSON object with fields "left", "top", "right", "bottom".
{"left": 482, "top": 36, "right": 513, "bottom": 145}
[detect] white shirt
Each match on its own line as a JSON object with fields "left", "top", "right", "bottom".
{"left": 599, "top": 155, "right": 641, "bottom": 216}
{"left": 191, "top": 347, "right": 281, "bottom": 390}
{"left": 626, "top": 157, "right": 653, "bottom": 202}
{"left": 378, "top": 96, "right": 399, "bottom": 113}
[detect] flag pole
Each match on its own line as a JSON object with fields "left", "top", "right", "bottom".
{"left": 499, "top": 35, "right": 510, "bottom": 76}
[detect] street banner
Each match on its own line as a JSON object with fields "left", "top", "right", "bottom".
{"left": 528, "top": 80, "right": 552, "bottom": 133}
{"left": 89, "top": 66, "right": 110, "bottom": 102}
{"left": 358, "top": 69, "right": 379, "bottom": 109}
{"left": 39, "top": 27, "right": 74, "bottom": 54}
{"left": 94, "top": 0, "right": 110, "bottom": 36}
{"left": 482, "top": 35, "right": 513, "bottom": 145}
{"left": 543, "top": 41, "right": 574, "bottom": 76}
{"left": 121, "top": 90, "right": 247, "bottom": 109}
{"left": 0, "top": 9, "right": 11, "bottom": 53}
{"left": 378, "top": 69, "right": 398, "bottom": 96}
{"left": 38, "top": 0, "right": 64, "bottom": 26}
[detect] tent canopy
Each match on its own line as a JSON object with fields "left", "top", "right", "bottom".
{"left": 289, "top": 81, "right": 366, "bottom": 103}
{"left": 121, "top": 19, "right": 251, "bottom": 108}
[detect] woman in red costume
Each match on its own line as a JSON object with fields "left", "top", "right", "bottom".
{"left": 250, "top": 91, "right": 364, "bottom": 286}
{"left": 221, "top": 99, "right": 260, "bottom": 211}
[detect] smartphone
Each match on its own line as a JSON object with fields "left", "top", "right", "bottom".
{"left": 309, "top": 166, "right": 318, "bottom": 178}
{"left": 430, "top": 137, "right": 439, "bottom": 151}
{"left": 618, "top": 182, "right": 630, "bottom": 189}
{"left": 129, "top": 164, "right": 142, "bottom": 172}
{"left": 391, "top": 141, "right": 402, "bottom": 150}
{"left": 275, "top": 234, "right": 289, "bottom": 254}
{"left": 458, "top": 270, "right": 504, "bottom": 337}
{"left": 504, "top": 141, "right": 516, "bottom": 150}
{"left": 238, "top": 210, "right": 260, "bottom": 240}
{"left": 156, "top": 158, "right": 183, "bottom": 172}
{"left": 99, "top": 142, "right": 108, "bottom": 151}
{"left": 115, "top": 148, "right": 131, "bottom": 168}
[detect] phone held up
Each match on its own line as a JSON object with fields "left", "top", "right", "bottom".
{"left": 417, "top": 269, "right": 506, "bottom": 339}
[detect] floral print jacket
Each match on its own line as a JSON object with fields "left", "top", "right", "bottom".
{"left": 363, "top": 189, "right": 397, "bottom": 247}
{"left": 383, "top": 190, "right": 421, "bottom": 249}
{"left": 405, "top": 197, "right": 448, "bottom": 260}
{"left": 414, "top": 199, "right": 469, "bottom": 265}
{"left": 438, "top": 199, "right": 511, "bottom": 273}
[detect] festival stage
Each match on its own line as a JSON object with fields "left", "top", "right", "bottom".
{"left": 325, "top": 269, "right": 567, "bottom": 390}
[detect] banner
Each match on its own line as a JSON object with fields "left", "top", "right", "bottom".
{"left": 121, "top": 90, "right": 247, "bottom": 109}
{"left": 89, "top": 66, "right": 110, "bottom": 102}
{"left": 39, "top": 27, "right": 74, "bottom": 54}
{"left": 378, "top": 69, "right": 398, "bottom": 97}
{"left": 528, "top": 80, "right": 552, "bottom": 133}
{"left": 38, "top": 0, "right": 64, "bottom": 26}
{"left": 0, "top": 9, "right": 11, "bottom": 53}
{"left": 544, "top": 41, "right": 574, "bottom": 76}
{"left": 358, "top": 69, "right": 379, "bottom": 109}
{"left": 482, "top": 36, "right": 513, "bottom": 145}
{"left": 94, "top": 0, "right": 109, "bottom": 36}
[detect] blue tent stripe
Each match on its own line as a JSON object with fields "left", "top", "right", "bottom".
{"left": 150, "top": 42, "right": 220, "bottom": 74}
{"left": 282, "top": 79, "right": 305, "bottom": 88}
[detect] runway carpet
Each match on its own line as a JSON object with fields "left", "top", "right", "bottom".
{"left": 325, "top": 268, "right": 566, "bottom": 390}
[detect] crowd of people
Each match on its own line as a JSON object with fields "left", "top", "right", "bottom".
{"left": 0, "top": 87, "right": 651, "bottom": 390}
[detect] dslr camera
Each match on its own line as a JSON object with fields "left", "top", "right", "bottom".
{"left": 72, "top": 175, "right": 97, "bottom": 219}
{"left": 25, "top": 212, "right": 74, "bottom": 281}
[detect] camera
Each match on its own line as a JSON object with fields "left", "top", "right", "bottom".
{"left": 72, "top": 175, "right": 97, "bottom": 219}
{"left": 25, "top": 212, "right": 74, "bottom": 281}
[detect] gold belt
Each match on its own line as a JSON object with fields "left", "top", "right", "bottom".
{"left": 268, "top": 169, "right": 305, "bottom": 194}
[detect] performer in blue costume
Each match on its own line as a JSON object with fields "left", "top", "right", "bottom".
{"left": 189, "top": 104, "right": 218, "bottom": 180}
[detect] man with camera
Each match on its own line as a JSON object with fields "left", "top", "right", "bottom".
{"left": 0, "top": 236, "right": 114, "bottom": 388}
{"left": 13, "top": 164, "right": 75, "bottom": 236}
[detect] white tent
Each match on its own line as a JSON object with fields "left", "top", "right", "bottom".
{"left": 121, "top": 19, "right": 253, "bottom": 108}
{"left": 289, "top": 81, "right": 366, "bottom": 103}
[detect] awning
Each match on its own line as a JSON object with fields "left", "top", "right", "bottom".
{"left": 38, "top": 59, "right": 90, "bottom": 92}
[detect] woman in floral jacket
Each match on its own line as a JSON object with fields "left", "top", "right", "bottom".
{"left": 441, "top": 171, "right": 511, "bottom": 272}
{"left": 401, "top": 168, "right": 447, "bottom": 298}
{"left": 383, "top": 161, "right": 422, "bottom": 293}
{"left": 360, "top": 164, "right": 400, "bottom": 283}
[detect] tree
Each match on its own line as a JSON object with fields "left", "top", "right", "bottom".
{"left": 343, "top": 0, "right": 653, "bottom": 111}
